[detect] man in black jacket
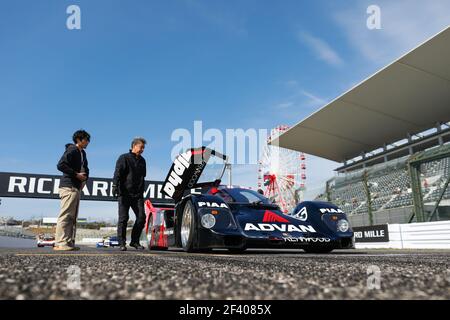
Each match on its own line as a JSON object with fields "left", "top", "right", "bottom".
{"left": 113, "top": 137, "right": 147, "bottom": 251}
{"left": 55, "top": 130, "right": 90, "bottom": 251}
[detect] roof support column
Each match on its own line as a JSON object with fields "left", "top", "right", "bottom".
{"left": 408, "top": 161, "right": 425, "bottom": 222}
{"left": 428, "top": 173, "right": 450, "bottom": 221}
{"left": 361, "top": 152, "right": 366, "bottom": 169}
{"left": 437, "top": 122, "right": 443, "bottom": 146}
{"left": 362, "top": 170, "right": 373, "bottom": 226}
{"left": 325, "top": 179, "right": 333, "bottom": 202}
{"left": 407, "top": 133, "right": 413, "bottom": 155}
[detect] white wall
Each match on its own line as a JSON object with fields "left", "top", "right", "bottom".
{"left": 355, "top": 220, "right": 450, "bottom": 249}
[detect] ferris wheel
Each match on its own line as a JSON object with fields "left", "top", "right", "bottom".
{"left": 258, "top": 125, "right": 306, "bottom": 214}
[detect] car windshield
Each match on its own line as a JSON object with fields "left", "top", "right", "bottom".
{"left": 197, "top": 162, "right": 227, "bottom": 184}
{"left": 196, "top": 150, "right": 227, "bottom": 184}
{"left": 218, "top": 188, "right": 272, "bottom": 204}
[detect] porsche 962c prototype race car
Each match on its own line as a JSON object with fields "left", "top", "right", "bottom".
{"left": 144, "top": 147, "right": 354, "bottom": 253}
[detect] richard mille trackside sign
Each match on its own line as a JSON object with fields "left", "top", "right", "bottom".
{"left": 0, "top": 172, "right": 178, "bottom": 204}
{"left": 353, "top": 224, "right": 389, "bottom": 243}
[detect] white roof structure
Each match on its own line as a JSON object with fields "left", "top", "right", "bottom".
{"left": 271, "top": 26, "right": 450, "bottom": 163}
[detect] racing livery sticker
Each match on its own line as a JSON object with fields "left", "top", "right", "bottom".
{"left": 198, "top": 202, "right": 228, "bottom": 209}
{"left": 262, "top": 210, "right": 289, "bottom": 223}
{"left": 244, "top": 223, "right": 316, "bottom": 233}
{"left": 245, "top": 210, "right": 316, "bottom": 233}
{"left": 293, "top": 207, "right": 308, "bottom": 221}
{"left": 162, "top": 148, "right": 210, "bottom": 203}
{"left": 320, "top": 208, "right": 344, "bottom": 214}
{"left": 283, "top": 237, "right": 331, "bottom": 243}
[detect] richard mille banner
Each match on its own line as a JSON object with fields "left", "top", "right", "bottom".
{"left": 353, "top": 224, "right": 390, "bottom": 243}
{"left": 0, "top": 172, "right": 178, "bottom": 205}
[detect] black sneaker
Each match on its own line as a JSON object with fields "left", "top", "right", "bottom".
{"left": 129, "top": 242, "right": 145, "bottom": 250}
{"left": 119, "top": 245, "right": 127, "bottom": 251}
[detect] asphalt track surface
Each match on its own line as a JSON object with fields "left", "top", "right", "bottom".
{"left": 0, "top": 246, "right": 449, "bottom": 300}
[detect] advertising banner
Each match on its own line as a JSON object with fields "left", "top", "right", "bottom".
{"left": 0, "top": 172, "right": 176, "bottom": 205}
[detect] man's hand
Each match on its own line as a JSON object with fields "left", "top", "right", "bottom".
{"left": 76, "top": 172, "right": 87, "bottom": 182}
{"left": 112, "top": 185, "right": 119, "bottom": 199}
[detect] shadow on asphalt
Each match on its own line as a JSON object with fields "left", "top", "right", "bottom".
{"left": 1, "top": 246, "right": 369, "bottom": 256}
{"left": 144, "top": 248, "right": 367, "bottom": 256}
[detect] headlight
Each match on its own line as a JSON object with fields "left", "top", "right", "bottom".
{"left": 337, "top": 219, "right": 349, "bottom": 232}
{"left": 201, "top": 214, "right": 216, "bottom": 229}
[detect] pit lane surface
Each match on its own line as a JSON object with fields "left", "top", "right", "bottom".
{"left": 0, "top": 246, "right": 449, "bottom": 300}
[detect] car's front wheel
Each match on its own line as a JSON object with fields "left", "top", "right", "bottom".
{"left": 180, "top": 201, "right": 197, "bottom": 252}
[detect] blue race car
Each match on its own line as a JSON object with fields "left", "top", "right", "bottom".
{"left": 146, "top": 147, "right": 354, "bottom": 253}
{"left": 96, "top": 236, "right": 120, "bottom": 248}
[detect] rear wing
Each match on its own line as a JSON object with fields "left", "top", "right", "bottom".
{"left": 162, "top": 147, "right": 228, "bottom": 203}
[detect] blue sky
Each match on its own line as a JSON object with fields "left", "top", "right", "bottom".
{"left": 1, "top": 0, "right": 449, "bottom": 221}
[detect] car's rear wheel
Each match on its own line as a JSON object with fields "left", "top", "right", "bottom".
{"left": 180, "top": 201, "right": 196, "bottom": 252}
{"left": 303, "top": 246, "right": 334, "bottom": 254}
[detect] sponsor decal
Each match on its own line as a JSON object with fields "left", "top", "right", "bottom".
{"left": 162, "top": 148, "right": 211, "bottom": 203}
{"left": 187, "top": 161, "right": 206, "bottom": 188}
{"left": 320, "top": 208, "right": 344, "bottom": 214}
{"left": 244, "top": 223, "right": 316, "bottom": 233}
{"left": 198, "top": 201, "right": 228, "bottom": 209}
{"left": 262, "top": 210, "right": 289, "bottom": 223}
{"left": 246, "top": 211, "right": 315, "bottom": 232}
{"left": 293, "top": 206, "right": 308, "bottom": 221}
{"left": 283, "top": 237, "right": 331, "bottom": 243}
{"left": 163, "top": 151, "right": 192, "bottom": 198}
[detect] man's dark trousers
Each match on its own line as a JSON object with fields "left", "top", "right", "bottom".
{"left": 117, "top": 195, "right": 146, "bottom": 245}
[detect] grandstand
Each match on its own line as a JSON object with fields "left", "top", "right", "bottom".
{"left": 314, "top": 146, "right": 450, "bottom": 225}
{"left": 271, "top": 26, "right": 450, "bottom": 227}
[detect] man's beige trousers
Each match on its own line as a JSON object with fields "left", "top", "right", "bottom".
{"left": 55, "top": 187, "right": 81, "bottom": 247}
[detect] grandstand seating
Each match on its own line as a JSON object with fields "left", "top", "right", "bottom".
{"left": 317, "top": 156, "right": 450, "bottom": 215}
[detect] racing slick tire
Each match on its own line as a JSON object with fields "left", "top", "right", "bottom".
{"left": 303, "top": 246, "right": 334, "bottom": 254}
{"left": 180, "top": 200, "right": 197, "bottom": 252}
